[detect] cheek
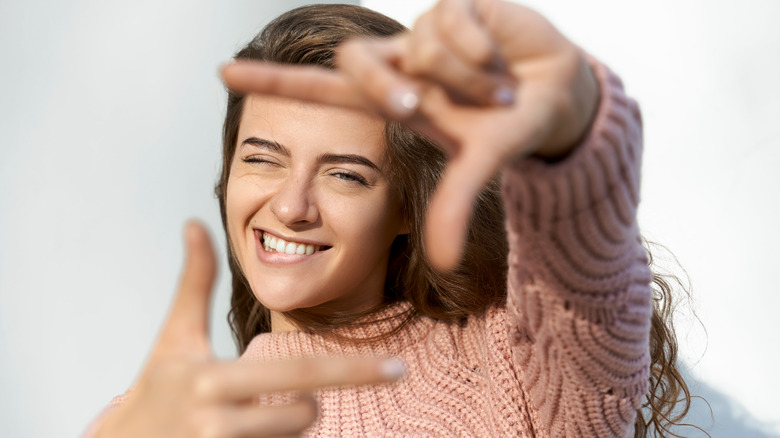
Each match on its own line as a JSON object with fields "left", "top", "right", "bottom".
{"left": 332, "top": 194, "right": 403, "bottom": 248}
{"left": 225, "top": 177, "right": 265, "bottom": 257}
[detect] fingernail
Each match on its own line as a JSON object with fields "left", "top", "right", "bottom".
{"left": 380, "top": 357, "right": 407, "bottom": 380}
{"left": 493, "top": 85, "right": 515, "bottom": 106}
{"left": 388, "top": 87, "right": 419, "bottom": 118}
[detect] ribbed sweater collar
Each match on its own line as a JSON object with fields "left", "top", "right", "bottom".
{"left": 239, "top": 301, "right": 434, "bottom": 362}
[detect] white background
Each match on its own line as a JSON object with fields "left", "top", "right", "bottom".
{"left": 1, "top": 0, "right": 778, "bottom": 437}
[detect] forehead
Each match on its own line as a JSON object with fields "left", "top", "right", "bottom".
{"left": 239, "top": 95, "right": 387, "bottom": 164}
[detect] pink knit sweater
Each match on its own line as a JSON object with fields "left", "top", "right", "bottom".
{"left": 88, "top": 59, "right": 651, "bottom": 438}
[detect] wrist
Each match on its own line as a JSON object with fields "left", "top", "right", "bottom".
{"left": 532, "top": 50, "right": 600, "bottom": 161}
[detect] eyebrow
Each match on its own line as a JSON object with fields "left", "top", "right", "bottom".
{"left": 241, "top": 137, "right": 288, "bottom": 155}
{"left": 318, "top": 152, "right": 380, "bottom": 172}
{"left": 241, "top": 136, "right": 381, "bottom": 172}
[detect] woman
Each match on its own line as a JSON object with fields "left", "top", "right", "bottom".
{"left": 89, "top": 1, "right": 693, "bottom": 437}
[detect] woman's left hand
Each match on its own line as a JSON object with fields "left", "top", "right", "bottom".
{"left": 221, "top": 0, "right": 599, "bottom": 270}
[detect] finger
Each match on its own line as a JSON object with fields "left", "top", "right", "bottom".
{"left": 220, "top": 61, "right": 368, "bottom": 111}
{"left": 424, "top": 145, "right": 502, "bottom": 270}
{"left": 336, "top": 37, "right": 421, "bottom": 119}
{"left": 433, "top": 0, "right": 501, "bottom": 70}
{"left": 420, "top": 84, "right": 559, "bottom": 270}
{"left": 477, "top": 2, "right": 571, "bottom": 61}
{"left": 197, "top": 397, "right": 317, "bottom": 438}
{"left": 404, "top": 15, "right": 515, "bottom": 106}
{"left": 194, "top": 357, "right": 406, "bottom": 402}
{"left": 154, "top": 221, "right": 217, "bottom": 359}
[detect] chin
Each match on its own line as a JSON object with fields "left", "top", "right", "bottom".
{"left": 253, "top": 293, "right": 304, "bottom": 313}
{"left": 249, "top": 284, "right": 322, "bottom": 313}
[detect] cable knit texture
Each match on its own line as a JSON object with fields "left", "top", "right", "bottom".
{"left": 84, "top": 59, "right": 651, "bottom": 438}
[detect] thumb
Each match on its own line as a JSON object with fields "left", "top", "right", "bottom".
{"left": 424, "top": 147, "right": 500, "bottom": 271}
{"left": 152, "top": 220, "right": 217, "bottom": 361}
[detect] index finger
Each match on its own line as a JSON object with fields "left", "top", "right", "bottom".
{"left": 220, "top": 61, "right": 368, "bottom": 111}
{"left": 196, "top": 356, "right": 407, "bottom": 401}
{"left": 424, "top": 146, "right": 502, "bottom": 271}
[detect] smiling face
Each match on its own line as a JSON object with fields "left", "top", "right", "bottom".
{"left": 225, "top": 95, "right": 407, "bottom": 321}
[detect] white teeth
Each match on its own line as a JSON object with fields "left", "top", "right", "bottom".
{"left": 262, "top": 232, "right": 320, "bottom": 255}
{"left": 284, "top": 242, "right": 296, "bottom": 254}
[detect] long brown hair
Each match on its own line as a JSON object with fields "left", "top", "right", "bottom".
{"left": 214, "top": 4, "right": 700, "bottom": 436}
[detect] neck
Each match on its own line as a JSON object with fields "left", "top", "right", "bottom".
{"left": 270, "top": 310, "right": 299, "bottom": 332}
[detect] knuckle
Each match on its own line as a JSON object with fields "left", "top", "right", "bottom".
{"left": 264, "top": 70, "right": 283, "bottom": 93}
{"left": 337, "top": 357, "right": 376, "bottom": 384}
{"left": 343, "top": 358, "right": 370, "bottom": 379}
{"left": 361, "top": 71, "right": 391, "bottom": 104}
{"left": 413, "top": 42, "right": 447, "bottom": 74}
{"left": 336, "top": 39, "right": 363, "bottom": 70}
{"left": 192, "top": 410, "right": 229, "bottom": 438}
{"left": 192, "top": 368, "right": 221, "bottom": 400}
{"left": 296, "top": 359, "right": 322, "bottom": 385}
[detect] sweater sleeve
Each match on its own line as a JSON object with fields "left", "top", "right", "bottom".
{"left": 501, "top": 58, "right": 652, "bottom": 438}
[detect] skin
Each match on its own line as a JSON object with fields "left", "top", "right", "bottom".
{"left": 226, "top": 96, "right": 408, "bottom": 328}
{"left": 96, "top": 1, "right": 599, "bottom": 436}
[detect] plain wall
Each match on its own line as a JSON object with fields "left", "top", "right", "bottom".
{"left": 1, "top": 1, "right": 778, "bottom": 437}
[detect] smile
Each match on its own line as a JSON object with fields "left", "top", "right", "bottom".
{"left": 260, "top": 231, "right": 327, "bottom": 255}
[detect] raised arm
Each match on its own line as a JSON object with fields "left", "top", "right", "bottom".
{"left": 501, "top": 58, "right": 651, "bottom": 437}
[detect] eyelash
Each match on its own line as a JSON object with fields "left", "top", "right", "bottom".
{"left": 242, "top": 157, "right": 369, "bottom": 186}
{"left": 330, "top": 170, "right": 369, "bottom": 186}
{"left": 242, "top": 157, "right": 276, "bottom": 166}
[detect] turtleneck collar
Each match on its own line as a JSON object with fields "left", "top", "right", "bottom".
{"left": 239, "top": 301, "right": 435, "bottom": 362}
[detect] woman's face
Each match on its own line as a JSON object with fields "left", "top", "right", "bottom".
{"left": 226, "top": 95, "right": 407, "bottom": 314}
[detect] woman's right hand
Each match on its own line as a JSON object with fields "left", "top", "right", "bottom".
{"left": 221, "top": 0, "right": 598, "bottom": 272}
{"left": 94, "top": 221, "right": 405, "bottom": 438}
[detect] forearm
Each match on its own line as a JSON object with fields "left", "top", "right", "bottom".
{"left": 502, "top": 57, "right": 652, "bottom": 437}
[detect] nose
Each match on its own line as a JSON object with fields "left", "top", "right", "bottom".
{"left": 269, "top": 174, "right": 319, "bottom": 227}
